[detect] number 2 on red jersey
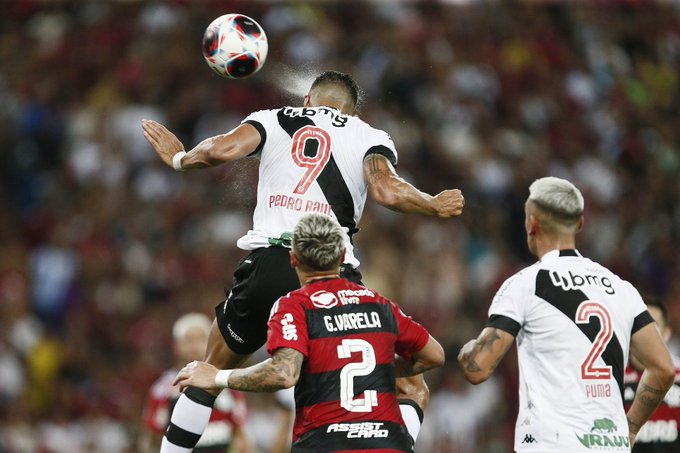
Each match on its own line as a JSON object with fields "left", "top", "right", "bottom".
{"left": 290, "top": 125, "right": 331, "bottom": 195}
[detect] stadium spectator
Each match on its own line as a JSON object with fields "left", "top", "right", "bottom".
{"left": 139, "top": 312, "right": 248, "bottom": 453}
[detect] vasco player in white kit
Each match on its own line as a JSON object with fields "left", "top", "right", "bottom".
{"left": 142, "top": 71, "right": 465, "bottom": 452}
{"left": 457, "top": 176, "right": 674, "bottom": 452}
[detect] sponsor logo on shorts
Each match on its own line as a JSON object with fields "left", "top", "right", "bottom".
{"left": 226, "top": 323, "right": 244, "bottom": 343}
{"left": 575, "top": 418, "right": 629, "bottom": 450}
{"left": 310, "top": 291, "right": 338, "bottom": 309}
{"left": 326, "top": 422, "right": 389, "bottom": 438}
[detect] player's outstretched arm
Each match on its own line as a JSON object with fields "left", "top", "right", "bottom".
{"left": 174, "top": 347, "right": 304, "bottom": 393}
{"left": 626, "top": 322, "right": 675, "bottom": 446}
{"left": 457, "top": 327, "right": 514, "bottom": 385}
{"left": 395, "top": 335, "right": 445, "bottom": 377}
{"left": 142, "top": 119, "right": 261, "bottom": 170}
{"left": 364, "top": 154, "right": 464, "bottom": 217}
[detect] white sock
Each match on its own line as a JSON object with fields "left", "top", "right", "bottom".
{"left": 160, "top": 389, "right": 215, "bottom": 452}
{"left": 399, "top": 401, "right": 423, "bottom": 442}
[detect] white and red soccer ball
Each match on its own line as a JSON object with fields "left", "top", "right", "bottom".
{"left": 202, "top": 14, "right": 268, "bottom": 79}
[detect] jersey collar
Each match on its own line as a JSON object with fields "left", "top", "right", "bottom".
{"left": 540, "top": 249, "right": 582, "bottom": 261}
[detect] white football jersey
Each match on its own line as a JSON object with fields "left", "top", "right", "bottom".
{"left": 487, "top": 249, "right": 653, "bottom": 452}
{"left": 235, "top": 106, "right": 397, "bottom": 267}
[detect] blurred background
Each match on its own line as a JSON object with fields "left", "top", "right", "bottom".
{"left": 1, "top": 1, "right": 679, "bottom": 452}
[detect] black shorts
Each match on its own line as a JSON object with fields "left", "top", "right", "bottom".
{"left": 215, "top": 246, "right": 363, "bottom": 355}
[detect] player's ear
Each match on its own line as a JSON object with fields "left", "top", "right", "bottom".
{"left": 577, "top": 215, "right": 585, "bottom": 233}
{"left": 527, "top": 215, "right": 539, "bottom": 236}
{"left": 303, "top": 94, "right": 311, "bottom": 108}
{"left": 290, "top": 250, "right": 299, "bottom": 269}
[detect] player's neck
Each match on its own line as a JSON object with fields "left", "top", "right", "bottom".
{"left": 299, "top": 270, "right": 341, "bottom": 286}
{"left": 535, "top": 235, "right": 577, "bottom": 260}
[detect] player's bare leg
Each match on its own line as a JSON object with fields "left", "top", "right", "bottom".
{"left": 396, "top": 374, "right": 429, "bottom": 443}
{"left": 161, "top": 320, "right": 251, "bottom": 452}
{"left": 202, "top": 320, "right": 250, "bottom": 393}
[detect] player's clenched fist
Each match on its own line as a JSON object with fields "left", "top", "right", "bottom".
{"left": 433, "top": 189, "right": 465, "bottom": 218}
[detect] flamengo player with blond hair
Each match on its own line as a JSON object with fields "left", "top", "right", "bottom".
{"left": 174, "top": 214, "right": 445, "bottom": 452}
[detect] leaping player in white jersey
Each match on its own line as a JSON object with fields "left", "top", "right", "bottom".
{"left": 142, "top": 71, "right": 465, "bottom": 452}
{"left": 457, "top": 176, "right": 674, "bottom": 452}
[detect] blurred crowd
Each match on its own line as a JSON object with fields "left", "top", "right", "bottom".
{"left": 1, "top": 1, "right": 679, "bottom": 452}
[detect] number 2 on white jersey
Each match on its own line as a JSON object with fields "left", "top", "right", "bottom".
{"left": 290, "top": 125, "right": 331, "bottom": 195}
{"left": 575, "top": 301, "right": 613, "bottom": 380}
{"left": 336, "top": 339, "right": 378, "bottom": 412}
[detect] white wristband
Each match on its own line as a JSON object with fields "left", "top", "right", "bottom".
{"left": 172, "top": 151, "right": 187, "bottom": 171}
{"left": 215, "top": 369, "right": 233, "bottom": 388}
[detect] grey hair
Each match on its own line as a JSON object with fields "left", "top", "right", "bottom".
{"left": 292, "top": 214, "right": 345, "bottom": 270}
{"left": 172, "top": 313, "right": 211, "bottom": 342}
{"left": 528, "top": 176, "right": 584, "bottom": 219}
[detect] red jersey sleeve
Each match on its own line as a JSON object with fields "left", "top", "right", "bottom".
{"left": 391, "top": 303, "right": 430, "bottom": 360}
{"left": 267, "top": 293, "right": 309, "bottom": 357}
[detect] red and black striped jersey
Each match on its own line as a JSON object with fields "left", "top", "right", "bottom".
{"left": 267, "top": 278, "right": 429, "bottom": 452}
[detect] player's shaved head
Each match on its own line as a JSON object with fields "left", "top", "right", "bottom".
{"left": 306, "top": 71, "right": 360, "bottom": 114}
{"left": 527, "top": 176, "right": 584, "bottom": 234}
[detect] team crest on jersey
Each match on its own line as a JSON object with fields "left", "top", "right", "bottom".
{"left": 310, "top": 290, "right": 338, "bottom": 309}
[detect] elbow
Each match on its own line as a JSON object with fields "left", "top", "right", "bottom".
{"left": 280, "top": 375, "right": 297, "bottom": 390}
{"left": 658, "top": 361, "right": 676, "bottom": 390}
{"left": 430, "top": 343, "right": 446, "bottom": 369}
{"left": 371, "top": 187, "right": 400, "bottom": 210}
{"left": 462, "top": 370, "right": 492, "bottom": 386}
{"left": 465, "top": 373, "right": 490, "bottom": 385}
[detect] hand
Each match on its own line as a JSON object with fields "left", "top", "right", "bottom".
{"left": 174, "top": 361, "right": 220, "bottom": 392}
{"left": 433, "top": 189, "right": 465, "bottom": 218}
{"left": 141, "top": 119, "right": 185, "bottom": 168}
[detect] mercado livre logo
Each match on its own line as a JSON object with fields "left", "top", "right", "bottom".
{"left": 575, "top": 418, "right": 630, "bottom": 450}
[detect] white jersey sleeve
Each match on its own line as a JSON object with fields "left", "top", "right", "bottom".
{"left": 487, "top": 269, "right": 534, "bottom": 336}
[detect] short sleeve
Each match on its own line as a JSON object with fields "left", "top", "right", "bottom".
{"left": 486, "top": 273, "right": 526, "bottom": 336}
{"left": 364, "top": 128, "right": 398, "bottom": 167}
{"left": 267, "top": 294, "right": 309, "bottom": 357}
{"left": 241, "top": 109, "right": 275, "bottom": 157}
{"left": 625, "top": 282, "right": 654, "bottom": 335}
{"left": 392, "top": 303, "right": 429, "bottom": 360}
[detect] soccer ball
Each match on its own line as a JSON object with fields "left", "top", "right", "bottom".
{"left": 202, "top": 14, "right": 268, "bottom": 79}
